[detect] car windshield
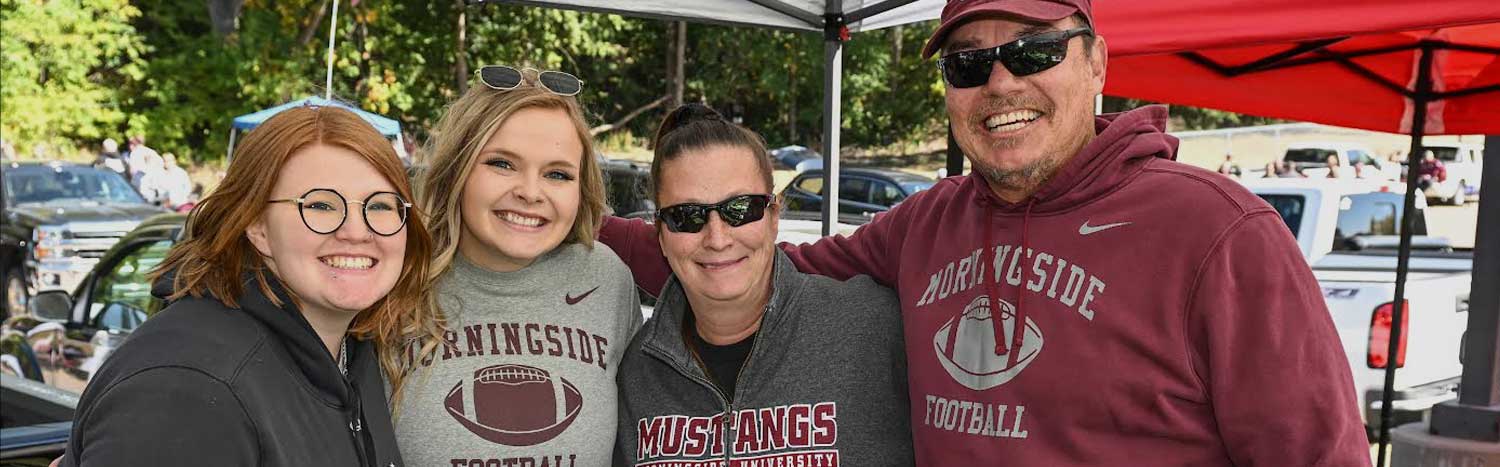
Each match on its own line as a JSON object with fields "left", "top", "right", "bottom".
{"left": 4, "top": 165, "right": 146, "bottom": 206}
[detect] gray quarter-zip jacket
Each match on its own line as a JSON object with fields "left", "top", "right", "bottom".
{"left": 613, "top": 250, "right": 913, "bottom": 466}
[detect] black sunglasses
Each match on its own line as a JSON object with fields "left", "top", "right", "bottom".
{"left": 938, "top": 27, "right": 1094, "bottom": 88}
{"left": 656, "top": 194, "right": 773, "bottom": 234}
{"left": 477, "top": 65, "right": 583, "bottom": 96}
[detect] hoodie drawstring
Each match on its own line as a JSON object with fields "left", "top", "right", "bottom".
{"left": 987, "top": 199, "right": 1035, "bottom": 364}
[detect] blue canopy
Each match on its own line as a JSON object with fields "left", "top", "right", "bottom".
{"left": 230, "top": 97, "right": 401, "bottom": 137}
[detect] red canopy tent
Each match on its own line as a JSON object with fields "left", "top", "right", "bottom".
{"left": 1094, "top": 0, "right": 1500, "bottom": 462}
{"left": 1101, "top": 0, "right": 1500, "bottom": 135}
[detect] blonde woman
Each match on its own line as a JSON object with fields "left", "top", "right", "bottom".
{"left": 60, "top": 105, "right": 432, "bottom": 466}
{"left": 394, "top": 66, "right": 640, "bottom": 465}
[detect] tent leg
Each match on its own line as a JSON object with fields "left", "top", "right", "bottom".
{"left": 227, "top": 128, "right": 237, "bottom": 162}
{"left": 820, "top": 21, "right": 843, "bottom": 237}
{"left": 1377, "top": 44, "right": 1434, "bottom": 467}
{"left": 946, "top": 123, "right": 962, "bottom": 177}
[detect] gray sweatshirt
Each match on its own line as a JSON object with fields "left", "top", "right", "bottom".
{"left": 395, "top": 242, "right": 642, "bottom": 467}
{"left": 613, "top": 250, "right": 914, "bottom": 466}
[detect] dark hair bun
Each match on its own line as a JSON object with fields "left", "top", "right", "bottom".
{"left": 654, "top": 103, "right": 724, "bottom": 147}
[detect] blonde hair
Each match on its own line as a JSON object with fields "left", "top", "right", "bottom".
{"left": 409, "top": 81, "right": 606, "bottom": 370}
{"left": 149, "top": 105, "right": 436, "bottom": 408}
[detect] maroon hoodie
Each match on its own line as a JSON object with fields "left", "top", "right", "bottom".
{"left": 601, "top": 106, "right": 1371, "bottom": 466}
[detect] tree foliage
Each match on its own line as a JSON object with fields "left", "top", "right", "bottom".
{"left": 2, "top": 1, "right": 1272, "bottom": 162}
{"left": 1, "top": 0, "right": 147, "bottom": 152}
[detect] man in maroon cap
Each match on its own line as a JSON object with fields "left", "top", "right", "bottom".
{"left": 601, "top": 0, "right": 1371, "bottom": 464}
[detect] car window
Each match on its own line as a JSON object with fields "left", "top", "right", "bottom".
{"left": 839, "top": 177, "right": 872, "bottom": 204}
{"left": 869, "top": 180, "right": 906, "bottom": 206}
{"left": 1257, "top": 194, "right": 1305, "bottom": 238}
{"left": 795, "top": 175, "right": 825, "bottom": 195}
{"left": 1332, "top": 193, "right": 1425, "bottom": 250}
{"left": 88, "top": 239, "right": 173, "bottom": 331}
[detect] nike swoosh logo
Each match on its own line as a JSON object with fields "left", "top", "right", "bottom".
{"left": 1078, "top": 221, "right": 1132, "bottom": 236}
{"left": 565, "top": 286, "right": 600, "bottom": 305}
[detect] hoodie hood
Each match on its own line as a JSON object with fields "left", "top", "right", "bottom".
{"left": 151, "top": 270, "right": 357, "bottom": 406}
{"left": 972, "top": 105, "right": 1178, "bottom": 213}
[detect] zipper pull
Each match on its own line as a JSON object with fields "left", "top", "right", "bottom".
{"left": 349, "top": 417, "right": 362, "bottom": 432}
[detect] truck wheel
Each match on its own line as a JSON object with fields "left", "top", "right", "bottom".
{"left": 2, "top": 267, "right": 25, "bottom": 320}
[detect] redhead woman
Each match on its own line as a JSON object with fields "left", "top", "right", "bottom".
{"left": 59, "top": 105, "right": 431, "bottom": 467}
{"left": 393, "top": 66, "right": 640, "bottom": 466}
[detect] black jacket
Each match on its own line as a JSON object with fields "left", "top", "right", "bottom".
{"left": 61, "top": 274, "right": 404, "bottom": 467}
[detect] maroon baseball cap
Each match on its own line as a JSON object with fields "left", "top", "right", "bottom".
{"left": 922, "top": 0, "right": 1094, "bottom": 58}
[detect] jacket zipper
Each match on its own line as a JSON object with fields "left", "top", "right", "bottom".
{"left": 346, "top": 378, "right": 371, "bottom": 466}
{"left": 641, "top": 302, "right": 771, "bottom": 465}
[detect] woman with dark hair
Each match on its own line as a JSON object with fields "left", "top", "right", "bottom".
{"left": 59, "top": 105, "right": 431, "bottom": 466}
{"left": 612, "top": 104, "right": 913, "bottom": 466}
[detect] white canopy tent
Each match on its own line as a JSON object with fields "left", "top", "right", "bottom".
{"left": 474, "top": 0, "right": 944, "bottom": 234}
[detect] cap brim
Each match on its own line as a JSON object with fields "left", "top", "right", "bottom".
{"left": 922, "top": 1, "right": 1080, "bottom": 58}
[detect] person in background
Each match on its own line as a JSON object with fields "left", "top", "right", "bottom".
{"left": 0, "top": 139, "right": 15, "bottom": 161}
{"left": 58, "top": 105, "right": 426, "bottom": 466}
{"left": 1216, "top": 152, "right": 1241, "bottom": 177}
{"left": 95, "top": 138, "right": 128, "bottom": 177}
{"left": 133, "top": 150, "right": 168, "bottom": 205}
{"left": 1276, "top": 160, "right": 1304, "bottom": 178}
{"left": 1325, "top": 154, "right": 1345, "bottom": 178}
{"left": 162, "top": 153, "right": 194, "bottom": 210}
{"left": 1417, "top": 149, "right": 1447, "bottom": 191}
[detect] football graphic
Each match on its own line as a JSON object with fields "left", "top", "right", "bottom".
{"left": 933, "top": 295, "right": 1044, "bottom": 391}
{"left": 445, "top": 364, "right": 584, "bottom": 446}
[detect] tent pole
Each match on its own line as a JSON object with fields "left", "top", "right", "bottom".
{"left": 820, "top": 7, "right": 845, "bottom": 237}
{"left": 1376, "top": 42, "right": 1434, "bottom": 467}
{"left": 946, "top": 124, "right": 962, "bottom": 177}
{"left": 226, "top": 128, "right": 237, "bottom": 162}
{"left": 325, "top": 0, "right": 340, "bottom": 99}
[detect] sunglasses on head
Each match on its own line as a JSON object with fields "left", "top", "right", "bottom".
{"left": 477, "top": 65, "right": 583, "bottom": 96}
{"left": 938, "top": 27, "right": 1094, "bottom": 88}
{"left": 656, "top": 194, "right": 773, "bottom": 234}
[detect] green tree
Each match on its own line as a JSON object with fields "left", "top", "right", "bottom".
{"left": 0, "top": 0, "right": 147, "bottom": 153}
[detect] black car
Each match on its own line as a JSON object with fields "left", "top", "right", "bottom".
{"left": 780, "top": 168, "right": 936, "bottom": 223}
{"left": 2, "top": 162, "right": 166, "bottom": 317}
{"left": 600, "top": 157, "right": 655, "bottom": 218}
{"left": 9, "top": 213, "right": 184, "bottom": 394}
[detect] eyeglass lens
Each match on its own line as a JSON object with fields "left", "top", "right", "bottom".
{"left": 298, "top": 189, "right": 408, "bottom": 236}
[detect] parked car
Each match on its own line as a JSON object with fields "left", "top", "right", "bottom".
{"left": 1282, "top": 141, "right": 1400, "bottom": 180}
{"left": 1420, "top": 142, "right": 1484, "bottom": 205}
{"left": 1242, "top": 178, "right": 1471, "bottom": 437}
{"left": 780, "top": 168, "right": 936, "bottom": 223}
{"left": 0, "top": 373, "right": 75, "bottom": 464}
{"left": 600, "top": 157, "right": 655, "bottom": 218}
{"left": 769, "top": 145, "right": 820, "bottom": 170}
{"left": 6, "top": 213, "right": 183, "bottom": 395}
{"left": 2, "top": 162, "right": 168, "bottom": 316}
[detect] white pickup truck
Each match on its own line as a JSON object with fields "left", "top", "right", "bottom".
{"left": 1242, "top": 178, "right": 1472, "bottom": 436}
